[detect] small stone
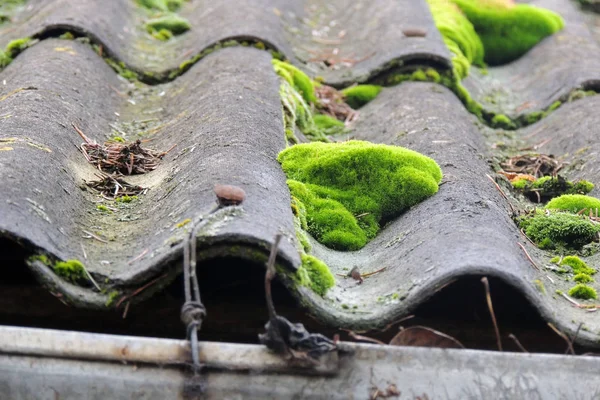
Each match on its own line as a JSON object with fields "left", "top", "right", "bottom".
{"left": 214, "top": 184, "right": 246, "bottom": 206}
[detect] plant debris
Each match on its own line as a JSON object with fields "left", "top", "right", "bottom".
{"left": 73, "top": 123, "right": 175, "bottom": 175}
{"left": 315, "top": 84, "right": 358, "bottom": 124}
{"left": 84, "top": 173, "right": 146, "bottom": 199}
{"left": 500, "top": 153, "right": 564, "bottom": 178}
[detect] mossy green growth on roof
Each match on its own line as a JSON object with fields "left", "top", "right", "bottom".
{"left": 451, "top": 0, "right": 564, "bottom": 65}
{"left": 313, "top": 114, "right": 345, "bottom": 135}
{"left": 573, "top": 273, "right": 594, "bottom": 284}
{"left": 145, "top": 14, "right": 191, "bottom": 40}
{"left": 568, "top": 284, "right": 597, "bottom": 300}
{"left": 278, "top": 141, "right": 443, "bottom": 250}
{"left": 341, "top": 85, "right": 382, "bottom": 109}
{"left": 29, "top": 255, "right": 87, "bottom": 285}
{"left": 546, "top": 194, "right": 600, "bottom": 214}
{"left": 550, "top": 255, "right": 596, "bottom": 275}
{"left": 137, "top": 0, "right": 186, "bottom": 12}
{"left": 54, "top": 260, "right": 86, "bottom": 284}
{"left": 427, "top": 0, "right": 484, "bottom": 79}
{"left": 296, "top": 255, "right": 335, "bottom": 296}
{"left": 0, "top": 37, "right": 32, "bottom": 68}
{"left": 519, "top": 210, "right": 600, "bottom": 250}
{"left": 512, "top": 176, "right": 594, "bottom": 203}
{"left": 273, "top": 59, "right": 316, "bottom": 105}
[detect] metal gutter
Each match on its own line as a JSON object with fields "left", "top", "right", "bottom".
{"left": 0, "top": 325, "right": 599, "bottom": 399}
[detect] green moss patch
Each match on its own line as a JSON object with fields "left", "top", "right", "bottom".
{"left": 30, "top": 255, "right": 87, "bottom": 285}
{"left": 341, "top": 85, "right": 382, "bottom": 109}
{"left": 296, "top": 255, "right": 335, "bottom": 296}
{"left": 568, "top": 284, "right": 597, "bottom": 300}
{"left": 512, "top": 176, "right": 594, "bottom": 203}
{"left": 273, "top": 59, "right": 317, "bottom": 105}
{"left": 573, "top": 273, "right": 594, "bottom": 284}
{"left": 519, "top": 210, "right": 600, "bottom": 250}
{"left": 427, "top": 0, "right": 484, "bottom": 79}
{"left": 279, "top": 141, "right": 442, "bottom": 250}
{"left": 550, "top": 255, "right": 596, "bottom": 275}
{"left": 145, "top": 14, "right": 191, "bottom": 40}
{"left": 452, "top": 0, "right": 564, "bottom": 65}
{"left": 0, "top": 37, "right": 33, "bottom": 68}
{"left": 546, "top": 194, "right": 600, "bottom": 214}
{"left": 137, "top": 0, "right": 186, "bottom": 12}
{"left": 313, "top": 114, "right": 345, "bottom": 135}
{"left": 54, "top": 260, "right": 86, "bottom": 284}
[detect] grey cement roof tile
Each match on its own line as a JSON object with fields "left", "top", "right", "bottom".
{"left": 1, "top": 0, "right": 600, "bottom": 349}
{"left": 463, "top": 0, "right": 600, "bottom": 118}
{"left": 0, "top": 0, "right": 451, "bottom": 84}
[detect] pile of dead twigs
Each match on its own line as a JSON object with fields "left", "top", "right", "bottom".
{"left": 84, "top": 172, "right": 147, "bottom": 199}
{"left": 73, "top": 123, "right": 175, "bottom": 175}
{"left": 73, "top": 123, "right": 173, "bottom": 198}
{"left": 315, "top": 84, "right": 358, "bottom": 124}
{"left": 500, "top": 153, "right": 564, "bottom": 178}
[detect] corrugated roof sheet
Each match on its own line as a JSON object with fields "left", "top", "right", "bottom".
{"left": 1, "top": 0, "right": 600, "bottom": 349}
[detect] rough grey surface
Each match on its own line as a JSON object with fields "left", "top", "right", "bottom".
{"left": 0, "top": 0, "right": 451, "bottom": 85}
{"left": 463, "top": 0, "right": 600, "bottom": 118}
{"left": 285, "top": 82, "right": 600, "bottom": 347}
{"left": 2, "top": 335, "right": 600, "bottom": 400}
{"left": 0, "top": 40, "right": 298, "bottom": 306}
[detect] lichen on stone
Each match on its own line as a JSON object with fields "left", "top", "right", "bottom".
{"left": 278, "top": 141, "right": 443, "bottom": 250}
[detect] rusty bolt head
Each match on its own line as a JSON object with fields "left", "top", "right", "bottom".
{"left": 214, "top": 184, "right": 246, "bottom": 207}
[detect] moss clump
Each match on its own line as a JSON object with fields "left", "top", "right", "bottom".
{"left": 568, "top": 284, "right": 597, "bottom": 300}
{"left": 145, "top": 14, "right": 191, "bottom": 39}
{"left": 341, "top": 85, "right": 382, "bottom": 109}
{"left": 278, "top": 76, "right": 327, "bottom": 143}
{"left": 550, "top": 255, "right": 596, "bottom": 275}
{"left": 313, "top": 114, "right": 345, "bottom": 135}
{"left": 427, "top": 0, "right": 484, "bottom": 79}
{"left": 297, "top": 254, "right": 335, "bottom": 296}
{"left": 278, "top": 141, "right": 442, "bottom": 250}
{"left": 514, "top": 176, "right": 594, "bottom": 203}
{"left": 491, "top": 114, "right": 515, "bottom": 129}
{"left": 519, "top": 210, "right": 600, "bottom": 250}
{"left": 53, "top": 260, "right": 86, "bottom": 284}
{"left": 96, "top": 204, "right": 111, "bottom": 212}
{"left": 137, "top": 0, "right": 185, "bottom": 12}
{"left": 104, "top": 58, "right": 139, "bottom": 81}
{"left": 511, "top": 178, "right": 529, "bottom": 190}
{"left": 573, "top": 273, "right": 594, "bottom": 284}
{"left": 291, "top": 196, "right": 311, "bottom": 252}
{"left": 0, "top": 37, "right": 32, "bottom": 68}
{"left": 105, "top": 290, "right": 120, "bottom": 307}
{"left": 546, "top": 194, "right": 600, "bottom": 214}
{"left": 273, "top": 59, "right": 316, "bottom": 105}
{"left": 115, "top": 195, "right": 138, "bottom": 203}
{"left": 451, "top": 0, "right": 564, "bottom": 65}
{"left": 29, "top": 254, "right": 51, "bottom": 266}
